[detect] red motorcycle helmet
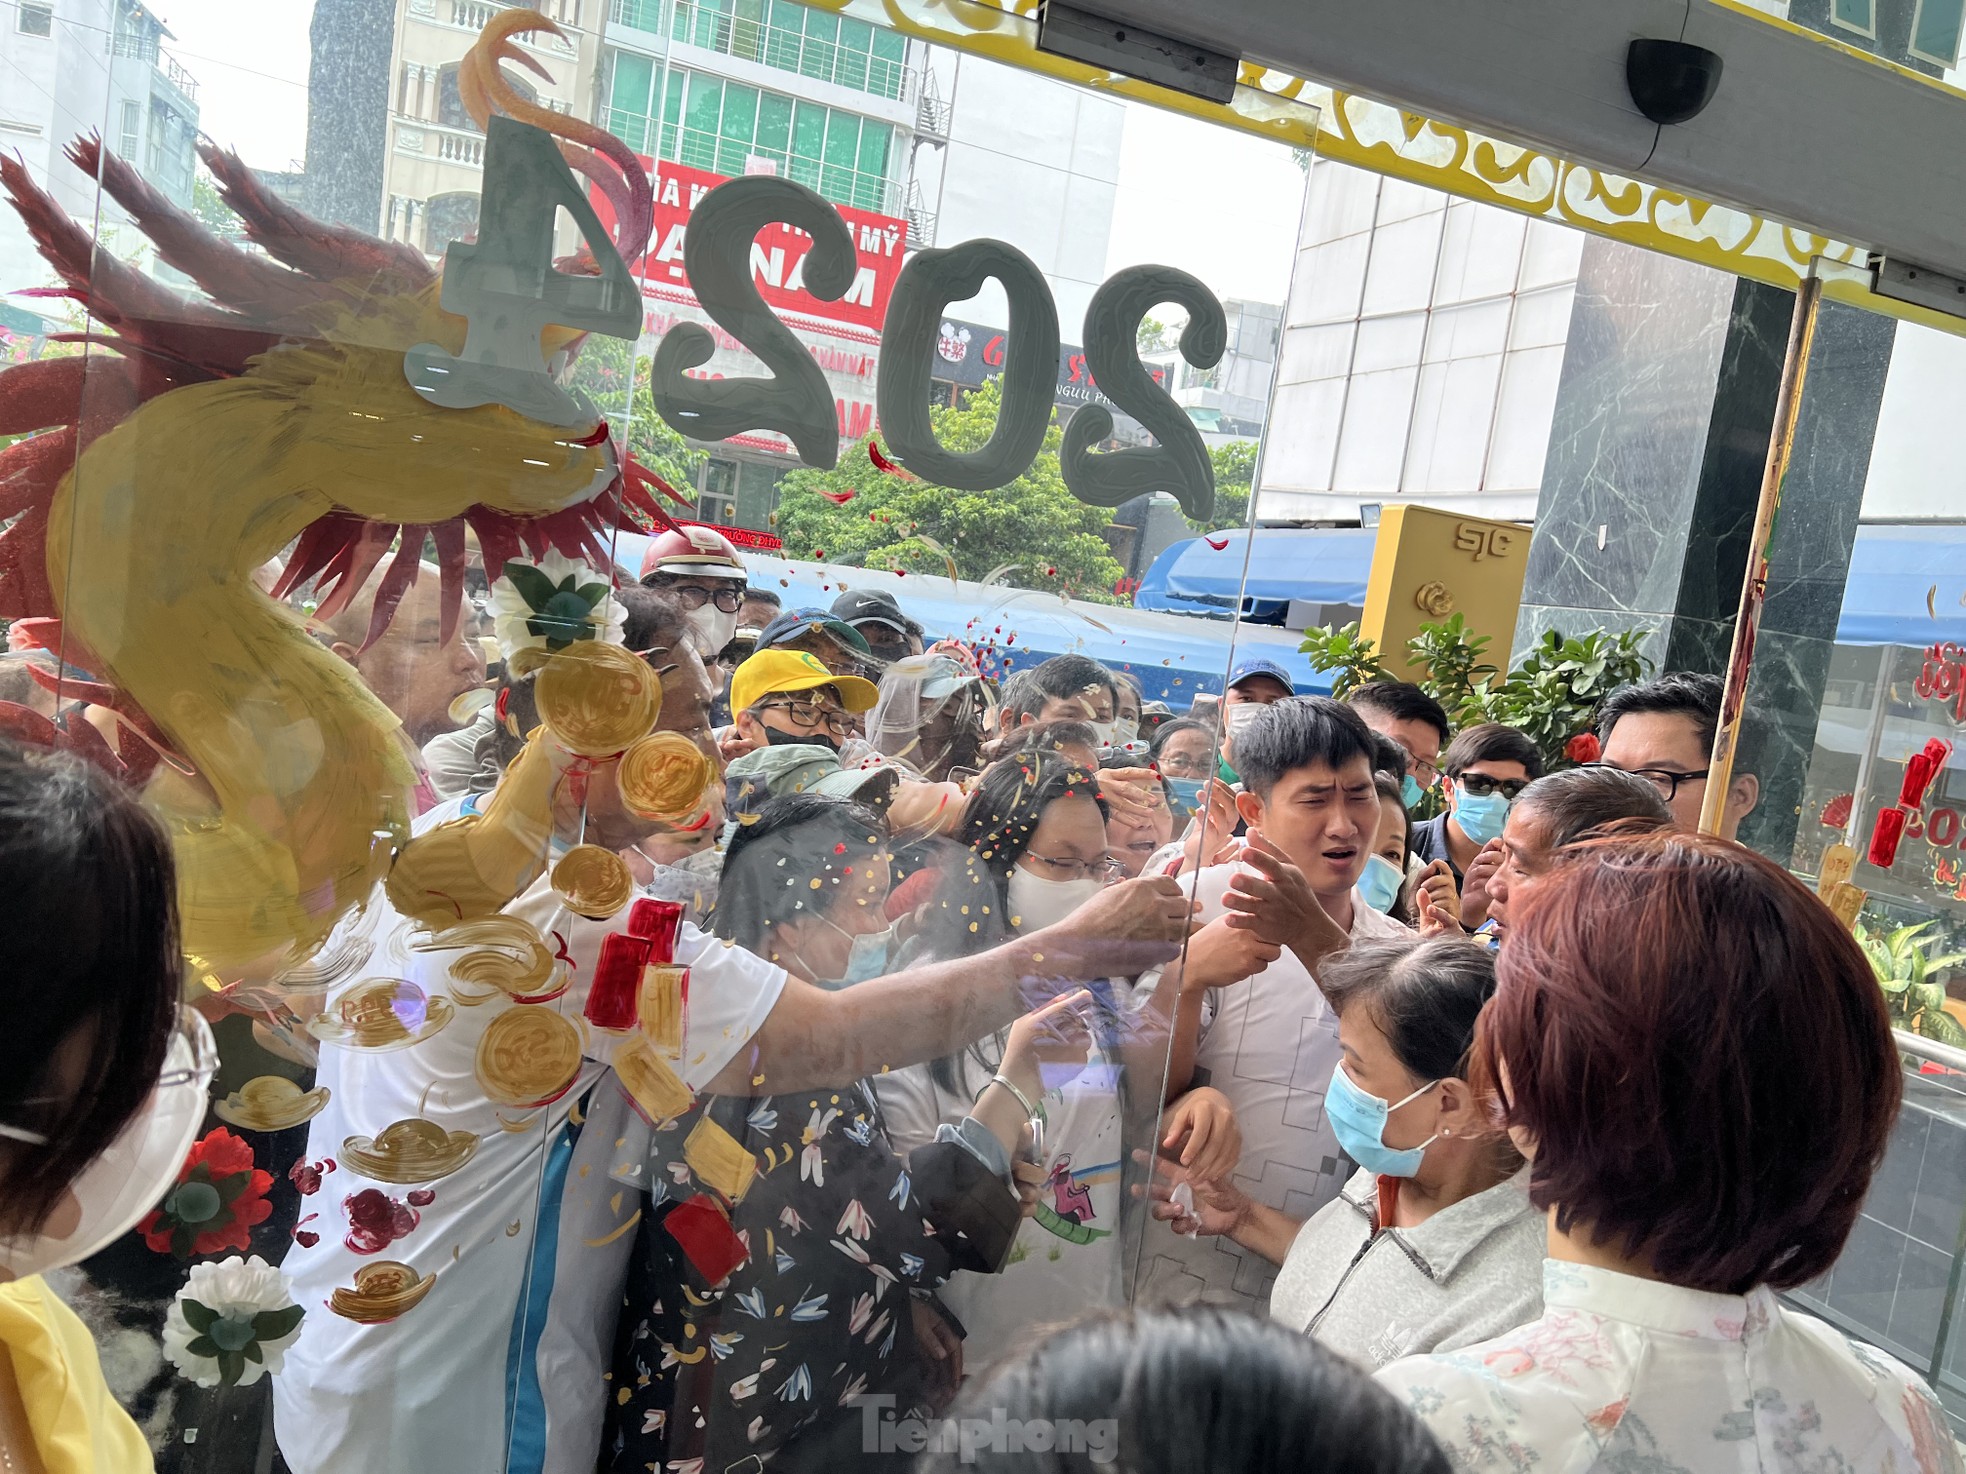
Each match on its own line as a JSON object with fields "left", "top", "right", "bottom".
{"left": 638, "top": 525, "right": 748, "bottom": 582}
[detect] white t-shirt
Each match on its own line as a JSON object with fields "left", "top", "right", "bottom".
{"left": 1135, "top": 863, "right": 1410, "bottom": 1310}
{"left": 274, "top": 802, "right": 785, "bottom": 1474}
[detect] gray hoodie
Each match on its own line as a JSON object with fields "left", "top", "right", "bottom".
{"left": 1268, "top": 1166, "right": 1544, "bottom": 1369}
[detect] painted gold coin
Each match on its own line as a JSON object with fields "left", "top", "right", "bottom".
{"left": 213, "top": 1076, "right": 331, "bottom": 1132}
{"left": 551, "top": 845, "right": 634, "bottom": 920}
{"left": 342, "top": 1118, "right": 480, "bottom": 1184}
{"left": 617, "top": 731, "right": 715, "bottom": 821}
{"left": 329, "top": 1261, "right": 437, "bottom": 1323}
{"left": 416, "top": 916, "right": 564, "bottom": 1004}
{"left": 475, "top": 1005, "right": 583, "bottom": 1108}
{"left": 534, "top": 641, "right": 659, "bottom": 756}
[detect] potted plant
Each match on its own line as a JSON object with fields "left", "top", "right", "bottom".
{"left": 1857, "top": 920, "right": 1966, "bottom": 1047}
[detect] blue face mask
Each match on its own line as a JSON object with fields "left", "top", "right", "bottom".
{"left": 1452, "top": 785, "right": 1511, "bottom": 845}
{"left": 1355, "top": 853, "right": 1404, "bottom": 914}
{"left": 1402, "top": 773, "right": 1425, "bottom": 809}
{"left": 1165, "top": 776, "right": 1207, "bottom": 819}
{"left": 1326, "top": 1064, "right": 1440, "bottom": 1178}
{"left": 803, "top": 915, "right": 893, "bottom": 990}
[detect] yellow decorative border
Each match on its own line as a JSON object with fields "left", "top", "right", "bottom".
{"left": 801, "top": 0, "right": 1966, "bottom": 337}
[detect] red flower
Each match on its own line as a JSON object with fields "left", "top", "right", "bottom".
{"left": 343, "top": 1189, "right": 420, "bottom": 1255}
{"left": 1564, "top": 732, "right": 1602, "bottom": 765}
{"left": 139, "top": 1128, "right": 274, "bottom": 1258}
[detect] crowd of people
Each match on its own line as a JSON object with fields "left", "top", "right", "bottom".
{"left": 0, "top": 520, "right": 1956, "bottom": 1474}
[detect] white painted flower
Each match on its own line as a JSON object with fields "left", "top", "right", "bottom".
{"left": 488, "top": 551, "right": 626, "bottom": 664}
{"left": 162, "top": 1255, "right": 303, "bottom": 1389}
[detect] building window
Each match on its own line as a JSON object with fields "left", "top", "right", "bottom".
{"left": 436, "top": 64, "right": 536, "bottom": 131}
{"left": 425, "top": 192, "right": 480, "bottom": 255}
{"left": 1909, "top": 0, "right": 1966, "bottom": 65}
{"left": 1829, "top": 0, "right": 1877, "bottom": 39}
{"left": 697, "top": 458, "right": 737, "bottom": 527}
{"left": 670, "top": 0, "right": 908, "bottom": 102}
{"left": 605, "top": 48, "right": 657, "bottom": 153}
{"left": 18, "top": 2, "right": 53, "bottom": 35}
{"left": 654, "top": 66, "right": 894, "bottom": 211}
{"left": 118, "top": 100, "right": 141, "bottom": 159}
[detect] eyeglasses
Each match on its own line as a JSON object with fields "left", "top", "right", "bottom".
{"left": 641, "top": 578, "right": 744, "bottom": 613}
{"left": 1398, "top": 745, "right": 1441, "bottom": 786}
{"left": 1582, "top": 761, "right": 1710, "bottom": 799}
{"left": 1023, "top": 852, "right": 1126, "bottom": 882}
{"left": 1456, "top": 773, "right": 1531, "bottom": 800}
{"left": 757, "top": 698, "right": 853, "bottom": 736}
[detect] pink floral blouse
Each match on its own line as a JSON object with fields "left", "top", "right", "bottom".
{"left": 1377, "top": 1261, "right": 1963, "bottom": 1474}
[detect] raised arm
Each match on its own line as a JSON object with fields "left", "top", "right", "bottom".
{"left": 703, "top": 875, "right": 1190, "bottom": 1095}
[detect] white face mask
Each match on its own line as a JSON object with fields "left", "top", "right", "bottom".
{"left": 1006, "top": 866, "right": 1105, "bottom": 934}
{"left": 0, "top": 1011, "right": 215, "bottom": 1283}
{"left": 1112, "top": 717, "right": 1140, "bottom": 747}
{"left": 1087, "top": 721, "right": 1116, "bottom": 748}
{"left": 1225, "top": 703, "right": 1265, "bottom": 736}
{"left": 686, "top": 603, "right": 740, "bottom": 659}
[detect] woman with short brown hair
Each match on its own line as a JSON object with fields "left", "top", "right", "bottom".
{"left": 1378, "top": 829, "right": 1958, "bottom": 1474}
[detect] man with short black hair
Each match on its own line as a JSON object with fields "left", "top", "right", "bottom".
{"left": 1594, "top": 671, "right": 1759, "bottom": 841}
{"left": 1409, "top": 722, "right": 1544, "bottom": 928}
{"left": 1145, "top": 696, "right": 1409, "bottom": 1309}
{"left": 1346, "top": 680, "right": 1450, "bottom": 807}
{"left": 996, "top": 653, "right": 1120, "bottom": 743}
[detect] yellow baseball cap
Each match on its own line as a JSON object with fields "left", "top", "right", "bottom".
{"left": 731, "top": 649, "right": 879, "bottom": 716}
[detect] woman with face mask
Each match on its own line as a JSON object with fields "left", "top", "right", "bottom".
{"left": 1151, "top": 936, "right": 1542, "bottom": 1371}
{"left": 876, "top": 751, "right": 1240, "bottom": 1374}
{"left": 606, "top": 792, "right": 1073, "bottom": 1469}
{"left": 0, "top": 744, "right": 214, "bottom": 1473}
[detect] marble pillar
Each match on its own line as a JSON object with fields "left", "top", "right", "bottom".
{"left": 1514, "top": 240, "right": 1894, "bottom": 861}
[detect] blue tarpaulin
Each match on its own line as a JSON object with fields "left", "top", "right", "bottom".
{"left": 1135, "top": 524, "right": 1966, "bottom": 651}
{"left": 1133, "top": 526, "right": 1378, "bottom": 619}
{"left": 609, "top": 534, "right": 1331, "bottom": 702}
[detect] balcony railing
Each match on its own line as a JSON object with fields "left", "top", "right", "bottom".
{"left": 609, "top": 112, "right": 901, "bottom": 215}
{"left": 160, "top": 52, "right": 199, "bottom": 103}
{"left": 447, "top": 0, "right": 580, "bottom": 47}
{"left": 609, "top": 0, "right": 663, "bottom": 32}
{"left": 667, "top": 0, "right": 914, "bottom": 104}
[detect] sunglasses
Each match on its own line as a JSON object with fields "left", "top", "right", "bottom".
{"left": 1456, "top": 773, "right": 1531, "bottom": 800}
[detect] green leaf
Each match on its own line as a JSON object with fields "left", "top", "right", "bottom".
{"left": 575, "top": 582, "right": 612, "bottom": 608}
{"left": 179, "top": 1299, "right": 218, "bottom": 1335}
{"left": 1920, "top": 1009, "right": 1966, "bottom": 1048}
{"left": 252, "top": 1305, "right": 305, "bottom": 1342}
{"left": 1913, "top": 982, "right": 1949, "bottom": 1016}
{"left": 502, "top": 562, "right": 560, "bottom": 610}
{"left": 184, "top": 1335, "right": 219, "bottom": 1359}
{"left": 217, "top": 1349, "right": 245, "bottom": 1387}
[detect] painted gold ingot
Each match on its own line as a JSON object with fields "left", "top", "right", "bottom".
{"left": 683, "top": 1116, "right": 757, "bottom": 1204}
{"left": 534, "top": 642, "right": 660, "bottom": 757}
{"left": 329, "top": 1261, "right": 437, "bottom": 1323}
{"left": 415, "top": 915, "right": 563, "bottom": 1004}
{"left": 388, "top": 728, "right": 562, "bottom": 927}
{"left": 617, "top": 731, "right": 716, "bottom": 821}
{"left": 213, "top": 1076, "right": 331, "bottom": 1132}
{"left": 342, "top": 1118, "right": 480, "bottom": 1184}
{"left": 551, "top": 845, "right": 634, "bottom": 920}
{"left": 615, "top": 1034, "right": 694, "bottom": 1124}
{"left": 307, "top": 979, "right": 453, "bottom": 1051}
{"left": 475, "top": 1005, "right": 583, "bottom": 1108}
{"left": 639, "top": 964, "right": 686, "bottom": 1058}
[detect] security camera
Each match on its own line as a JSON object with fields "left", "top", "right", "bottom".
{"left": 1626, "top": 38, "right": 1724, "bottom": 126}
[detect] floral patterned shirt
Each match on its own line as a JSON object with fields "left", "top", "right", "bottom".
{"left": 1377, "top": 1261, "right": 1964, "bottom": 1474}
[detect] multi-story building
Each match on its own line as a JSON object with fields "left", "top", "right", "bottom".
{"left": 593, "top": 0, "right": 1127, "bottom": 528}
{"left": 0, "top": 0, "right": 200, "bottom": 327}
{"left": 379, "top": 0, "right": 597, "bottom": 256}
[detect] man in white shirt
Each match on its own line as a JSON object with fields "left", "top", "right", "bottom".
{"left": 1140, "top": 696, "right": 1409, "bottom": 1309}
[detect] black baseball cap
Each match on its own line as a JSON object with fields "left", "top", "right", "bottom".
{"left": 832, "top": 589, "right": 907, "bottom": 636}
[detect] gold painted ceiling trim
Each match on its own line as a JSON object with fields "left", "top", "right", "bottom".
{"left": 815, "top": 0, "right": 1966, "bottom": 337}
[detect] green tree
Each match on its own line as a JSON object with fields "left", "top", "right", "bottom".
{"left": 773, "top": 379, "right": 1126, "bottom": 602}
{"left": 563, "top": 334, "right": 707, "bottom": 513}
{"left": 1184, "top": 439, "right": 1257, "bottom": 534}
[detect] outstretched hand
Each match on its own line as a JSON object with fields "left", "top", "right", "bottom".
{"left": 1223, "top": 832, "right": 1350, "bottom": 969}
